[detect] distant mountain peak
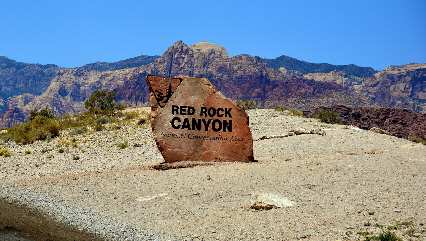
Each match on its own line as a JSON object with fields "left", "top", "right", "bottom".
{"left": 189, "top": 41, "right": 229, "bottom": 58}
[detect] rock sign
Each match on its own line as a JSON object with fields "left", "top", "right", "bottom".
{"left": 146, "top": 75, "right": 254, "bottom": 163}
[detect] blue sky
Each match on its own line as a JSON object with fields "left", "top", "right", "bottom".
{"left": 1, "top": 0, "right": 425, "bottom": 70}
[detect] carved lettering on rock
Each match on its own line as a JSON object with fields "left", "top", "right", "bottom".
{"left": 146, "top": 75, "right": 254, "bottom": 163}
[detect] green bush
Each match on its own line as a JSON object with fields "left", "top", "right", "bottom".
{"left": 29, "top": 108, "right": 56, "bottom": 121}
{"left": 84, "top": 89, "right": 119, "bottom": 116}
{"left": 315, "top": 110, "right": 342, "bottom": 124}
{"left": 31, "top": 115, "right": 61, "bottom": 137}
{"left": 236, "top": 99, "right": 256, "bottom": 110}
{"left": 117, "top": 142, "right": 129, "bottom": 149}
{"left": 8, "top": 115, "right": 61, "bottom": 144}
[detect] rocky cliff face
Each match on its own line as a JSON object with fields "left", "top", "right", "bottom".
{"left": 303, "top": 70, "right": 365, "bottom": 90}
{"left": 24, "top": 67, "right": 147, "bottom": 116}
{"left": 0, "top": 57, "right": 61, "bottom": 112}
{"left": 362, "top": 64, "right": 426, "bottom": 113}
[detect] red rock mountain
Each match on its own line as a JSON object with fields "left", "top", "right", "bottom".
{"left": 363, "top": 64, "right": 426, "bottom": 113}
{"left": 0, "top": 41, "right": 425, "bottom": 127}
{"left": 0, "top": 41, "right": 347, "bottom": 126}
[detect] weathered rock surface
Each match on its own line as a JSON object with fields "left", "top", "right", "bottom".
{"left": 362, "top": 63, "right": 426, "bottom": 113}
{"left": 304, "top": 105, "right": 426, "bottom": 139}
{"left": 189, "top": 41, "right": 229, "bottom": 58}
{"left": 303, "top": 70, "right": 365, "bottom": 90}
{"left": 147, "top": 75, "right": 254, "bottom": 163}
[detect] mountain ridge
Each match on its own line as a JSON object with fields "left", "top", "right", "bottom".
{"left": 264, "top": 55, "right": 378, "bottom": 78}
{"left": 0, "top": 41, "right": 425, "bottom": 127}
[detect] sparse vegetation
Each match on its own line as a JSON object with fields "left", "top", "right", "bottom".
{"left": 350, "top": 220, "right": 426, "bottom": 241}
{"left": 0, "top": 93, "right": 150, "bottom": 145}
{"left": 94, "top": 123, "right": 104, "bottom": 131}
{"left": 6, "top": 109, "right": 60, "bottom": 144}
{"left": 364, "top": 231, "right": 401, "bottom": 241}
{"left": 315, "top": 109, "right": 342, "bottom": 124}
{"left": 28, "top": 108, "right": 56, "bottom": 121}
{"left": 41, "top": 149, "right": 53, "bottom": 153}
{"left": 236, "top": 99, "right": 256, "bottom": 110}
{"left": 0, "top": 149, "right": 11, "bottom": 157}
{"left": 409, "top": 137, "right": 426, "bottom": 145}
{"left": 117, "top": 142, "right": 129, "bottom": 149}
{"left": 275, "top": 105, "right": 304, "bottom": 116}
{"left": 124, "top": 111, "right": 140, "bottom": 120}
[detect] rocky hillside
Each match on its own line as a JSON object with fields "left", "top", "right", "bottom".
{"left": 362, "top": 64, "right": 426, "bottom": 113}
{"left": 304, "top": 105, "right": 426, "bottom": 140}
{"left": 0, "top": 56, "right": 61, "bottom": 113}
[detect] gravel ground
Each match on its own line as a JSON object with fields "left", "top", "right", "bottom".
{"left": 1, "top": 108, "right": 425, "bottom": 240}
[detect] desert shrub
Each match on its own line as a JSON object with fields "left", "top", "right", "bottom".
{"left": 276, "top": 106, "right": 304, "bottom": 116}
{"left": 0, "top": 149, "right": 10, "bottom": 157}
{"left": 124, "top": 111, "right": 140, "bottom": 120}
{"left": 31, "top": 115, "right": 61, "bottom": 137}
{"left": 315, "top": 110, "right": 342, "bottom": 124}
{"left": 365, "top": 231, "right": 401, "bottom": 241}
{"left": 1, "top": 134, "right": 13, "bottom": 142}
{"left": 29, "top": 108, "right": 56, "bottom": 121}
{"left": 8, "top": 115, "right": 61, "bottom": 144}
{"left": 236, "top": 99, "right": 256, "bottom": 110}
{"left": 94, "top": 123, "right": 104, "bottom": 131}
{"left": 115, "top": 111, "right": 125, "bottom": 118}
{"left": 69, "top": 126, "right": 88, "bottom": 135}
{"left": 137, "top": 112, "right": 151, "bottom": 125}
{"left": 96, "top": 116, "right": 110, "bottom": 124}
{"left": 115, "top": 104, "right": 125, "bottom": 111}
{"left": 117, "top": 142, "right": 129, "bottom": 149}
{"left": 84, "top": 89, "right": 119, "bottom": 116}
{"left": 409, "top": 137, "right": 426, "bottom": 145}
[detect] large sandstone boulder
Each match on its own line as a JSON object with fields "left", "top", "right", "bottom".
{"left": 147, "top": 75, "right": 254, "bottom": 163}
